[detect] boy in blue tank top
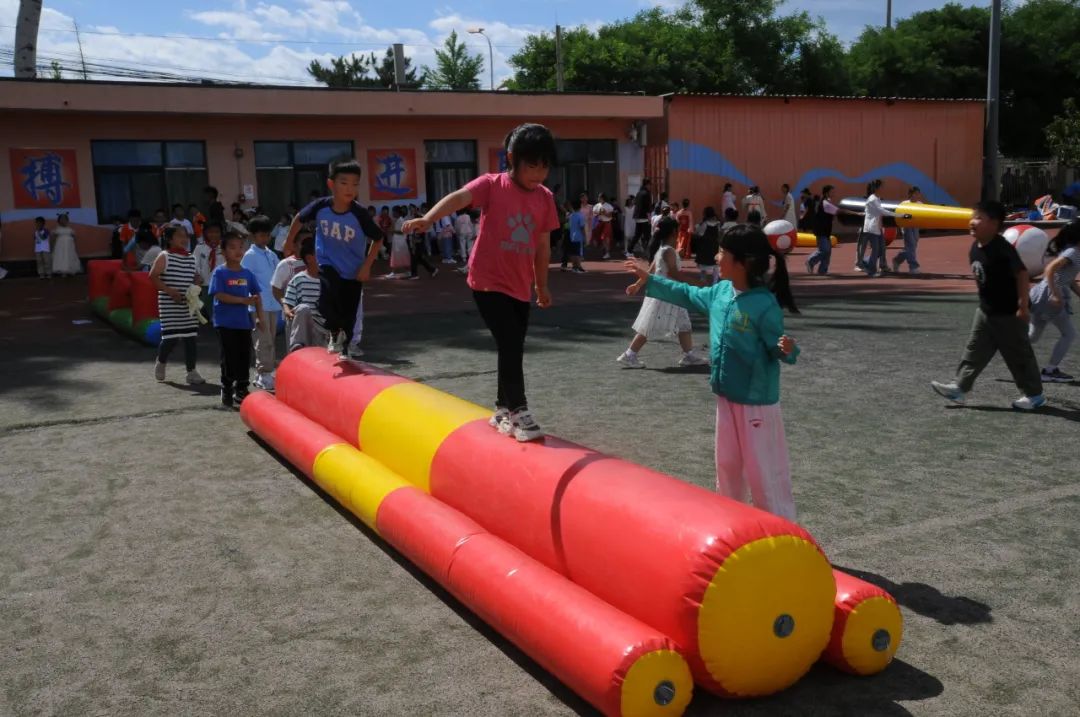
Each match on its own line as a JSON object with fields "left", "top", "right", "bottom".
{"left": 283, "top": 159, "right": 385, "bottom": 360}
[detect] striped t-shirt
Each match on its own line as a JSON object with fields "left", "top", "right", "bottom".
{"left": 157, "top": 251, "right": 199, "bottom": 339}
{"left": 284, "top": 272, "right": 324, "bottom": 327}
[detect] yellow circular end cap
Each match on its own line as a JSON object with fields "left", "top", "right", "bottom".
{"left": 620, "top": 649, "right": 693, "bottom": 717}
{"left": 698, "top": 535, "right": 835, "bottom": 696}
{"left": 841, "top": 596, "right": 903, "bottom": 675}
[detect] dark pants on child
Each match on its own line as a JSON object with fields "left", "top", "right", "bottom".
{"left": 409, "top": 238, "right": 436, "bottom": 277}
{"left": 627, "top": 221, "right": 650, "bottom": 256}
{"left": 956, "top": 308, "right": 1043, "bottom": 396}
{"left": 157, "top": 336, "right": 196, "bottom": 371}
{"left": 218, "top": 328, "right": 251, "bottom": 391}
{"left": 473, "top": 290, "right": 530, "bottom": 412}
{"left": 318, "top": 265, "right": 363, "bottom": 345}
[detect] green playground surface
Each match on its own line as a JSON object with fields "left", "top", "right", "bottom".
{"left": 1, "top": 264, "right": 1077, "bottom": 716}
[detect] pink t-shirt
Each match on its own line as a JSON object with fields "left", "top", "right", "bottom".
{"left": 465, "top": 173, "right": 559, "bottom": 303}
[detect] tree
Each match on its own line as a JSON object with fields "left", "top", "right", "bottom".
{"left": 506, "top": 3, "right": 849, "bottom": 95}
{"left": 422, "top": 31, "right": 484, "bottom": 91}
{"left": 14, "top": 0, "right": 42, "bottom": 78}
{"left": 307, "top": 46, "right": 417, "bottom": 88}
{"left": 1045, "top": 98, "right": 1080, "bottom": 168}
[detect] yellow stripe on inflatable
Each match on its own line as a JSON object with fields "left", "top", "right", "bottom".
{"left": 840, "top": 596, "right": 903, "bottom": 675}
{"left": 311, "top": 443, "right": 413, "bottom": 532}
{"left": 619, "top": 649, "right": 694, "bottom": 717}
{"left": 358, "top": 382, "right": 490, "bottom": 493}
{"left": 697, "top": 535, "right": 835, "bottom": 696}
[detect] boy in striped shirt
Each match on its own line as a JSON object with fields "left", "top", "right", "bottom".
{"left": 282, "top": 238, "right": 328, "bottom": 353}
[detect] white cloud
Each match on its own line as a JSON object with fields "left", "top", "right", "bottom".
{"left": 0, "top": 0, "right": 537, "bottom": 86}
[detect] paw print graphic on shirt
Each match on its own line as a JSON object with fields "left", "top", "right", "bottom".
{"left": 507, "top": 213, "right": 535, "bottom": 244}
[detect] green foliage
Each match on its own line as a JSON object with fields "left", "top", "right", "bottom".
{"left": 1045, "top": 98, "right": 1080, "bottom": 167}
{"left": 307, "top": 47, "right": 417, "bottom": 88}
{"left": 421, "top": 31, "right": 485, "bottom": 91}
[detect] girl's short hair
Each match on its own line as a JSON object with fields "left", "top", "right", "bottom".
{"left": 703, "top": 206, "right": 717, "bottom": 220}
{"left": 1050, "top": 220, "right": 1080, "bottom": 254}
{"left": 504, "top": 123, "right": 557, "bottom": 169}
{"left": 681, "top": 198, "right": 690, "bottom": 208}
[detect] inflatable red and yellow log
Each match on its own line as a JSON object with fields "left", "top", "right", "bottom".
{"left": 795, "top": 233, "right": 838, "bottom": 248}
{"left": 275, "top": 349, "right": 837, "bottom": 697}
{"left": 240, "top": 391, "right": 695, "bottom": 717}
{"left": 821, "top": 569, "right": 903, "bottom": 675}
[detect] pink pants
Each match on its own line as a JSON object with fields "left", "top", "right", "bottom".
{"left": 714, "top": 396, "right": 796, "bottom": 521}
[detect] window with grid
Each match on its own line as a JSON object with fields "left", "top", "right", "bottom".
{"left": 255, "top": 141, "right": 354, "bottom": 220}
{"left": 91, "top": 141, "right": 207, "bottom": 222}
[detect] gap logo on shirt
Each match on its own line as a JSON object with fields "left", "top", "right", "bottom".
{"left": 319, "top": 218, "right": 359, "bottom": 244}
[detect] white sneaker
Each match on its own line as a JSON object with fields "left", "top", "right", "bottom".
{"left": 616, "top": 350, "right": 646, "bottom": 368}
{"left": 930, "top": 380, "right": 966, "bottom": 404}
{"left": 508, "top": 408, "right": 544, "bottom": 442}
{"left": 382, "top": 272, "right": 398, "bottom": 280}
{"left": 328, "top": 331, "right": 344, "bottom": 355}
{"left": 154, "top": 361, "right": 166, "bottom": 382}
{"left": 678, "top": 350, "right": 709, "bottom": 367}
{"left": 185, "top": 369, "right": 205, "bottom": 385}
{"left": 1011, "top": 394, "right": 1046, "bottom": 411}
{"left": 489, "top": 408, "right": 510, "bottom": 430}
{"left": 602, "top": 252, "right": 611, "bottom": 260}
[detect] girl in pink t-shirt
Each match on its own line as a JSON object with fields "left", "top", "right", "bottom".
{"left": 403, "top": 123, "right": 559, "bottom": 442}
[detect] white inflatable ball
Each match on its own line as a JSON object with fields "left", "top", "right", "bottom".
{"left": 764, "top": 219, "right": 797, "bottom": 254}
{"left": 1003, "top": 224, "right": 1050, "bottom": 277}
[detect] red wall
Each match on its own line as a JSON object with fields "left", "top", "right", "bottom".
{"left": 662, "top": 95, "right": 985, "bottom": 220}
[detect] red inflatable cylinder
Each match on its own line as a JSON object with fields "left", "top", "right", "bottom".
{"left": 130, "top": 271, "right": 159, "bottom": 328}
{"left": 239, "top": 391, "right": 347, "bottom": 476}
{"left": 107, "top": 270, "right": 133, "bottom": 312}
{"left": 273, "top": 351, "right": 837, "bottom": 697}
{"left": 87, "top": 259, "right": 122, "bottom": 301}
{"left": 275, "top": 349, "right": 407, "bottom": 446}
{"left": 377, "top": 488, "right": 693, "bottom": 717}
{"left": 242, "top": 391, "right": 695, "bottom": 717}
{"left": 822, "top": 570, "right": 903, "bottom": 675}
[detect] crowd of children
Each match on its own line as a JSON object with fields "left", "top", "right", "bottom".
{"left": 67, "top": 121, "right": 1072, "bottom": 527}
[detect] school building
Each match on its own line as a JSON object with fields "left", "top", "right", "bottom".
{"left": 0, "top": 78, "right": 984, "bottom": 263}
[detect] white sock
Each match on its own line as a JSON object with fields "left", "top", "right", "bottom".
{"left": 625, "top": 349, "right": 637, "bottom": 359}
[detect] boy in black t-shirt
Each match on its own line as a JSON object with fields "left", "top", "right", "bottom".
{"left": 931, "top": 201, "right": 1045, "bottom": 410}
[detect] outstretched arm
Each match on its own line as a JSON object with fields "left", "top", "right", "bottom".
{"left": 404, "top": 189, "right": 473, "bottom": 235}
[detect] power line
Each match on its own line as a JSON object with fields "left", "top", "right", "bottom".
{"left": 0, "top": 23, "right": 527, "bottom": 50}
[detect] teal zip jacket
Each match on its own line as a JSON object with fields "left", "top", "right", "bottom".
{"left": 645, "top": 275, "right": 799, "bottom": 405}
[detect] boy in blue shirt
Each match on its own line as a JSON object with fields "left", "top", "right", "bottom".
{"left": 241, "top": 215, "right": 282, "bottom": 391}
{"left": 210, "top": 232, "right": 266, "bottom": 408}
{"left": 283, "top": 158, "right": 384, "bottom": 360}
{"left": 560, "top": 199, "right": 586, "bottom": 273}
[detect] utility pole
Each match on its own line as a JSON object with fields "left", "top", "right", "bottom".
{"left": 985, "top": 0, "right": 1002, "bottom": 200}
{"left": 74, "top": 20, "right": 89, "bottom": 79}
{"left": 555, "top": 25, "right": 565, "bottom": 92}
{"left": 886, "top": 0, "right": 893, "bottom": 29}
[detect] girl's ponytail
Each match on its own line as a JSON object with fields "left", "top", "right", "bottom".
{"left": 768, "top": 247, "right": 799, "bottom": 314}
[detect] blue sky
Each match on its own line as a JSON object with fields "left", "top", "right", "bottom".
{"left": 1, "top": 1, "right": 994, "bottom": 86}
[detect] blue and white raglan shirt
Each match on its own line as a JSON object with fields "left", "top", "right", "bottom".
{"left": 297, "top": 198, "right": 385, "bottom": 279}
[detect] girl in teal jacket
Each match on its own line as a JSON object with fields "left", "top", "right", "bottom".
{"left": 625, "top": 224, "right": 801, "bottom": 520}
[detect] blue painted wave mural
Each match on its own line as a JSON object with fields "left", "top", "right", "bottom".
{"left": 668, "top": 140, "right": 958, "bottom": 207}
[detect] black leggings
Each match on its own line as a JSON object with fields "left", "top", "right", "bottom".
{"left": 318, "top": 265, "right": 363, "bottom": 344}
{"left": 218, "top": 328, "right": 251, "bottom": 390}
{"left": 157, "top": 336, "right": 197, "bottom": 371}
{"left": 473, "top": 290, "right": 530, "bottom": 412}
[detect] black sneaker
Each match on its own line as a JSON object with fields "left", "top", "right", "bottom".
{"left": 1041, "top": 368, "right": 1075, "bottom": 383}
{"left": 220, "top": 388, "right": 234, "bottom": 408}
{"left": 233, "top": 385, "right": 250, "bottom": 403}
